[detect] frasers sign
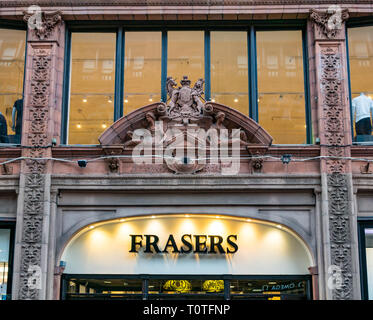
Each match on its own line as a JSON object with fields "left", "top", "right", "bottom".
{"left": 129, "top": 234, "right": 238, "bottom": 254}
{"left": 61, "top": 216, "right": 313, "bottom": 275}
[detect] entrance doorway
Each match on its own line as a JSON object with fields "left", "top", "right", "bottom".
{"left": 61, "top": 275, "right": 312, "bottom": 300}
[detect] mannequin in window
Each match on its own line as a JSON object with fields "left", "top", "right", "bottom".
{"left": 0, "top": 111, "right": 8, "bottom": 143}
{"left": 12, "top": 98, "right": 23, "bottom": 143}
{"left": 352, "top": 93, "right": 373, "bottom": 136}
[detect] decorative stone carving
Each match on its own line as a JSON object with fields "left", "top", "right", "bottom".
{"left": 310, "top": 9, "right": 349, "bottom": 39}
{"left": 18, "top": 46, "right": 52, "bottom": 300}
{"left": 319, "top": 41, "right": 353, "bottom": 299}
{"left": 1, "top": 164, "right": 13, "bottom": 175}
{"left": 23, "top": 11, "right": 62, "bottom": 40}
{"left": 99, "top": 75, "right": 273, "bottom": 174}
{"left": 102, "top": 145, "right": 124, "bottom": 173}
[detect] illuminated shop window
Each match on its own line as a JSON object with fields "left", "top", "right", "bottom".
{"left": 68, "top": 33, "right": 116, "bottom": 144}
{"left": 257, "top": 30, "right": 307, "bottom": 144}
{"left": 63, "top": 27, "right": 310, "bottom": 145}
{"left": 168, "top": 31, "right": 205, "bottom": 90}
{"left": 211, "top": 31, "right": 249, "bottom": 115}
{"left": 123, "top": 32, "right": 162, "bottom": 115}
{"left": 348, "top": 26, "right": 373, "bottom": 143}
{"left": 0, "top": 228, "right": 11, "bottom": 300}
{"left": 0, "top": 28, "right": 26, "bottom": 144}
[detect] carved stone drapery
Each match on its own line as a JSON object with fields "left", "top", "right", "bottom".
{"left": 310, "top": 8, "right": 349, "bottom": 40}
{"left": 23, "top": 11, "right": 62, "bottom": 41}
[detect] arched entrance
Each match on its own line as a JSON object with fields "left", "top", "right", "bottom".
{"left": 59, "top": 214, "right": 314, "bottom": 300}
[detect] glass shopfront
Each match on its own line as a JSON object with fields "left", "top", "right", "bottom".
{"left": 60, "top": 215, "right": 314, "bottom": 300}
{"left": 62, "top": 275, "right": 311, "bottom": 300}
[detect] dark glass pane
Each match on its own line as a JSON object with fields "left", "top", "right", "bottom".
{"left": 0, "top": 28, "right": 26, "bottom": 144}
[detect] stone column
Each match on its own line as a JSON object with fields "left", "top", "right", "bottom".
{"left": 309, "top": 9, "right": 361, "bottom": 300}
{"left": 12, "top": 11, "right": 64, "bottom": 300}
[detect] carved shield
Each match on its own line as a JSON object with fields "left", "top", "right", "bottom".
{"left": 178, "top": 86, "right": 193, "bottom": 108}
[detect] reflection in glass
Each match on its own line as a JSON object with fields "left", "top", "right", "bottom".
{"left": 348, "top": 26, "right": 373, "bottom": 142}
{"left": 168, "top": 31, "right": 204, "bottom": 92}
{"left": 230, "top": 279, "right": 307, "bottom": 299}
{"left": 149, "top": 279, "right": 224, "bottom": 295}
{"left": 0, "top": 229, "right": 11, "bottom": 300}
{"left": 68, "top": 33, "right": 116, "bottom": 144}
{"left": 0, "top": 28, "right": 26, "bottom": 144}
{"left": 257, "top": 31, "right": 307, "bottom": 144}
{"left": 123, "top": 32, "right": 162, "bottom": 115}
{"left": 365, "top": 228, "right": 373, "bottom": 300}
{"left": 211, "top": 31, "right": 249, "bottom": 115}
{"left": 66, "top": 278, "right": 143, "bottom": 299}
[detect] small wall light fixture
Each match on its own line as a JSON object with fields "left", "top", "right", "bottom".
{"left": 281, "top": 154, "right": 292, "bottom": 164}
{"left": 77, "top": 160, "right": 88, "bottom": 168}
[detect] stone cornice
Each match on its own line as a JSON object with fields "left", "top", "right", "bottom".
{"left": 0, "top": 0, "right": 372, "bottom": 7}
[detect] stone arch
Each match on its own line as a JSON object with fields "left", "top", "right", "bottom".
{"left": 98, "top": 102, "right": 273, "bottom": 146}
{"left": 56, "top": 212, "right": 315, "bottom": 273}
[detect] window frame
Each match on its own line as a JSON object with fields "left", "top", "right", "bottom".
{"left": 0, "top": 21, "right": 28, "bottom": 146}
{"left": 61, "top": 20, "right": 312, "bottom": 145}
{"left": 346, "top": 18, "right": 373, "bottom": 145}
{"left": 358, "top": 218, "right": 373, "bottom": 300}
{"left": 0, "top": 220, "right": 16, "bottom": 300}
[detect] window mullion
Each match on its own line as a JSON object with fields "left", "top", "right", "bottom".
{"left": 114, "top": 27, "right": 125, "bottom": 121}
{"left": 161, "top": 30, "right": 168, "bottom": 103}
{"left": 204, "top": 29, "right": 211, "bottom": 102}
{"left": 249, "top": 25, "right": 258, "bottom": 122}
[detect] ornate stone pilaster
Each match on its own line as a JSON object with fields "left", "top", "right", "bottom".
{"left": 12, "top": 12, "right": 64, "bottom": 300}
{"left": 310, "top": 9, "right": 360, "bottom": 300}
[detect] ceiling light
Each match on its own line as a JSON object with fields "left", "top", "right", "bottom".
{"left": 89, "top": 225, "right": 95, "bottom": 229}
{"left": 102, "top": 123, "right": 107, "bottom": 129}
{"left": 108, "top": 96, "right": 113, "bottom": 103}
{"left": 124, "top": 97, "right": 129, "bottom": 103}
{"left": 234, "top": 98, "right": 238, "bottom": 103}
{"left": 119, "top": 218, "right": 125, "bottom": 222}
{"left": 151, "top": 215, "right": 156, "bottom": 219}
{"left": 276, "top": 224, "right": 282, "bottom": 229}
{"left": 82, "top": 97, "right": 87, "bottom": 103}
{"left": 76, "top": 123, "right": 81, "bottom": 129}
{"left": 149, "top": 96, "right": 153, "bottom": 102}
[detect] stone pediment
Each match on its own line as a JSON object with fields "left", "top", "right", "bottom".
{"left": 99, "top": 101, "right": 272, "bottom": 146}
{"left": 99, "top": 76, "right": 272, "bottom": 147}
{"left": 99, "top": 76, "right": 272, "bottom": 174}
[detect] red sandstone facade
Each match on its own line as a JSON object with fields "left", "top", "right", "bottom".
{"left": 0, "top": 0, "right": 372, "bottom": 300}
